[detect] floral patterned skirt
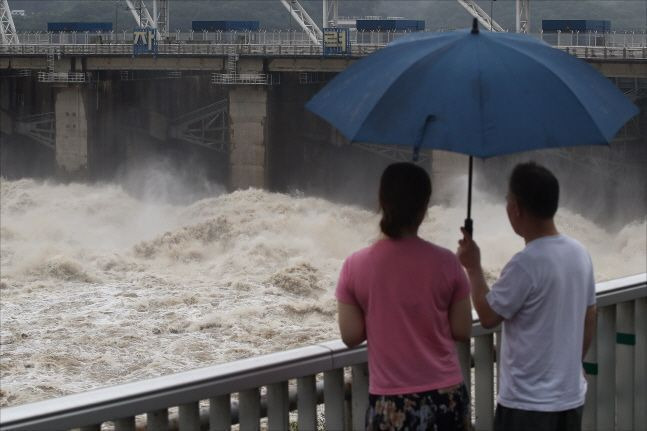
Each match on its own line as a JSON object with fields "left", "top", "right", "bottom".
{"left": 366, "top": 383, "right": 470, "bottom": 431}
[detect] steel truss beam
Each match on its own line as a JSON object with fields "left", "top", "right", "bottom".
{"left": 280, "top": 0, "right": 322, "bottom": 44}
{"left": 14, "top": 112, "right": 55, "bottom": 149}
{"left": 153, "top": 0, "right": 169, "bottom": 37}
{"left": 170, "top": 100, "right": 228, "bottom": 152}
{"left": 125, "top": 0, "right": 169, "bottom": 36}
{"left": 125, "top": 0, "right": 156, "bottom": 29}
{"left": 456, "top": 0, "right": 505, "bottom": 32}
{"left": 516, "top": 0, "right": 530, "bottom": 33}
{"left": 322, "top": 0, "right": 339, "bottom": 28}
{"left": 0, "top": 0, "right": 19, "bottom": 45}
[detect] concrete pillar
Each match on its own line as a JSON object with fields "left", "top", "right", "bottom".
{"left": 228, "top": 86, "right": 267, "bottom": 189}
{"left": 55, "top": 86, "right": 88, "bottom": 176}
{"left": 0, "top": 75, "right": 10, "bottom": 111}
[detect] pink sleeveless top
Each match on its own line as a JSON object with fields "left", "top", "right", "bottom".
{"left": 336, "top": 236, "right": 470, "bottom": 395}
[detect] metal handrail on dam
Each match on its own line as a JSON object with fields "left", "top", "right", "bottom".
{"left": 2, "top": 42, "right": 646, "bottom": 61}
{"left": 0, "top": 273, "right": 645, "bottom": 431}
{"left": 1, "top": 29, "right": 646, "bottom": 60}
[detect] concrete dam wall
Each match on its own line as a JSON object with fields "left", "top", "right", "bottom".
{"left": 0, "top": 69, "right": 645, "bottom": 223}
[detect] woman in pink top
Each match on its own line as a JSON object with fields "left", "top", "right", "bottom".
{"left": 336, "top": 162, "right": 472, "bottom": 430}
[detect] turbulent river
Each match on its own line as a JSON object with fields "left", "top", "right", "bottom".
{"left": 0, "top": 177, "right": 645, "bottom": 407}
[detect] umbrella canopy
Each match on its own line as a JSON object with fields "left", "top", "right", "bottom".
{"left": 306, "top": 20, "right": 639, "bottom": 233}
{"left": 306, "top": 21, "right": 638, "bottom": 159}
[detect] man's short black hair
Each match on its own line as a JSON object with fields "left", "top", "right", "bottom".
{"left": 509, "top": 162, "right": 559, "bottom": 219}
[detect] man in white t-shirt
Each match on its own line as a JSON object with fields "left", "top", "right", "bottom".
{"left": 457, "top": 162, "right": 597, "bottom": 431}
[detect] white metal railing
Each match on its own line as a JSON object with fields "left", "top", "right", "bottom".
{"left": 2, "top": 42, "right": 645, "bottom": 61}
{"left": 559, "top": 46, "right": 647, "bottom": 60}
{"left": 540, "top": 30, "right": 647, "bottom": 49}
{"left": 211, "top": 72, "right": 278, "bottom": 85}
{"left": 36, "top": 71, "right": 89, "bottom": 83}
{"left": 0, "top": 273, "right": 645, "bottom": 431}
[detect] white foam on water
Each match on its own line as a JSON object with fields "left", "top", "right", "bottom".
{"left": 0, "top": 177, "right": 644, "bottom": 406}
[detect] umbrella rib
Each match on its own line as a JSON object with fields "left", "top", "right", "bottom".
{"left": 475, "top": 40, "right": 486, "bottom": 155}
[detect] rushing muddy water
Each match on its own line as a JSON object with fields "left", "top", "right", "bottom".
{"left": 0, "top": 177, "right": 645, "bottom": 407}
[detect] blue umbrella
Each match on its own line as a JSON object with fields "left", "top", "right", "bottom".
{"left": 306, "top": 19, "right": 639, "bottom": 234}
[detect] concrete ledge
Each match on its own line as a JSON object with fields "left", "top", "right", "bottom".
{"left": 0, "top": 57, "right": 48, "bottom": 69}
{"left": 589, "top": 61, "right": 647, "bottom": 78}
{"left": 1, "top": 55, "right": 644, "bottom": 77}
{"left": 268, "top": 57, "right": 356, "bottom": 72}
{"left": 87, "top": 57, "right": 224, "bottom": 71}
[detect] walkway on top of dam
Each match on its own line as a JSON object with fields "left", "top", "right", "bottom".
{"left": 1, "top": 29, "right": 646, "bottom": 71}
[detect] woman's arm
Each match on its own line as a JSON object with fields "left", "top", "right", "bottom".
{"left": 449, "top": 296, "right": 472, "bottom": 343}
{"left": 337, "top": 301, "right": 366, "bottom": 347}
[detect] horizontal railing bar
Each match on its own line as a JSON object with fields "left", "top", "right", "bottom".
{"left": 595, "top": 273, "right": 646, "bottom": 294}
{"left": 1, "top": 273, "right": 644, "bottom": 430}
{"left": 0, "top": 345, "right": 337, "bottom": 430}
{"left": 0, "top": 44, "right": 645, "bottom": 60}
{"left": 598, "top": 284, "right": 646, "bottom": 308}
{"left": 471, "top": 273, "right": 646, "bottom": 337}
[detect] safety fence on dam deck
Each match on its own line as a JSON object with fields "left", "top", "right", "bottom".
{"left": 1, "top": 30, "right": 646, "bottom": 60}
{"left": 1, "top": 42, "right": 646, "bottom": 61}
{"left": 0, "top": 273, "right": 644, "bottom": 431}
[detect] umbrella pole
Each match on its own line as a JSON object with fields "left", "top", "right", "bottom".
{"left": 465, "top": 156, "right": 474, "bottom": 236}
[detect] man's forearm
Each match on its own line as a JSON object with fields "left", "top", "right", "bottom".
{"left": 466, "top": 265, "right": 503, "bottom": 329}
{"left": 467, "top": 266, "right": 490, "bottom": 315}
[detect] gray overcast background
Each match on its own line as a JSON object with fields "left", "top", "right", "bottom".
{"left": 8, "top": 0, "right": 647, "bottom": 32}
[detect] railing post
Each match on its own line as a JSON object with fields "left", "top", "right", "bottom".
{"left": 267, "top": 381, "right": 289, "bottom": 431}
{"left": 494, "top": 331, "right": 502, "bottom": 394}
{"left": 239, "top": 388, "right": 261, "bottom": 431}
{"left": 583, "top": 325, "right": 597, "bottom": 431}
{"left": 597, "top": 305, "right": 615, "bottom": 430}
{"left": 636, "top": 297, "right": 647, "bottom": 428}
{"left": 351, "top": 363, "right": 369, "bottom": 431}
{"left": 179, "top": 403, "right": 200, "bottom": 431}
{"left": 324, "top": 369, "right": 346, "bottom": 431}
{"left": 474, "top": 334, "right": 494, "bottom": 431}
{"left": 616, "top": 301, "right": 635, "bottom": 430}
{"left": 209, "top": 394, "right": 231, "bottom": 431}
{"left": 114, "top": 417, "right": 136, "bottom": 431}
{"left": 456, "top": 341, "right": 471, "bottom": 395}
{"left": 456, "top": 341, "right": 472, "bottom": 425}
{"left": 297, "top": 375, "right": 318, "bottom": 431}
{"left": 147, "top": 408, "right": 169, "bottom": 431}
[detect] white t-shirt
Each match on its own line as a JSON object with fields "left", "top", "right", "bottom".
{"left": 486, "top": 234, "right": 595, "bottom": 412}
